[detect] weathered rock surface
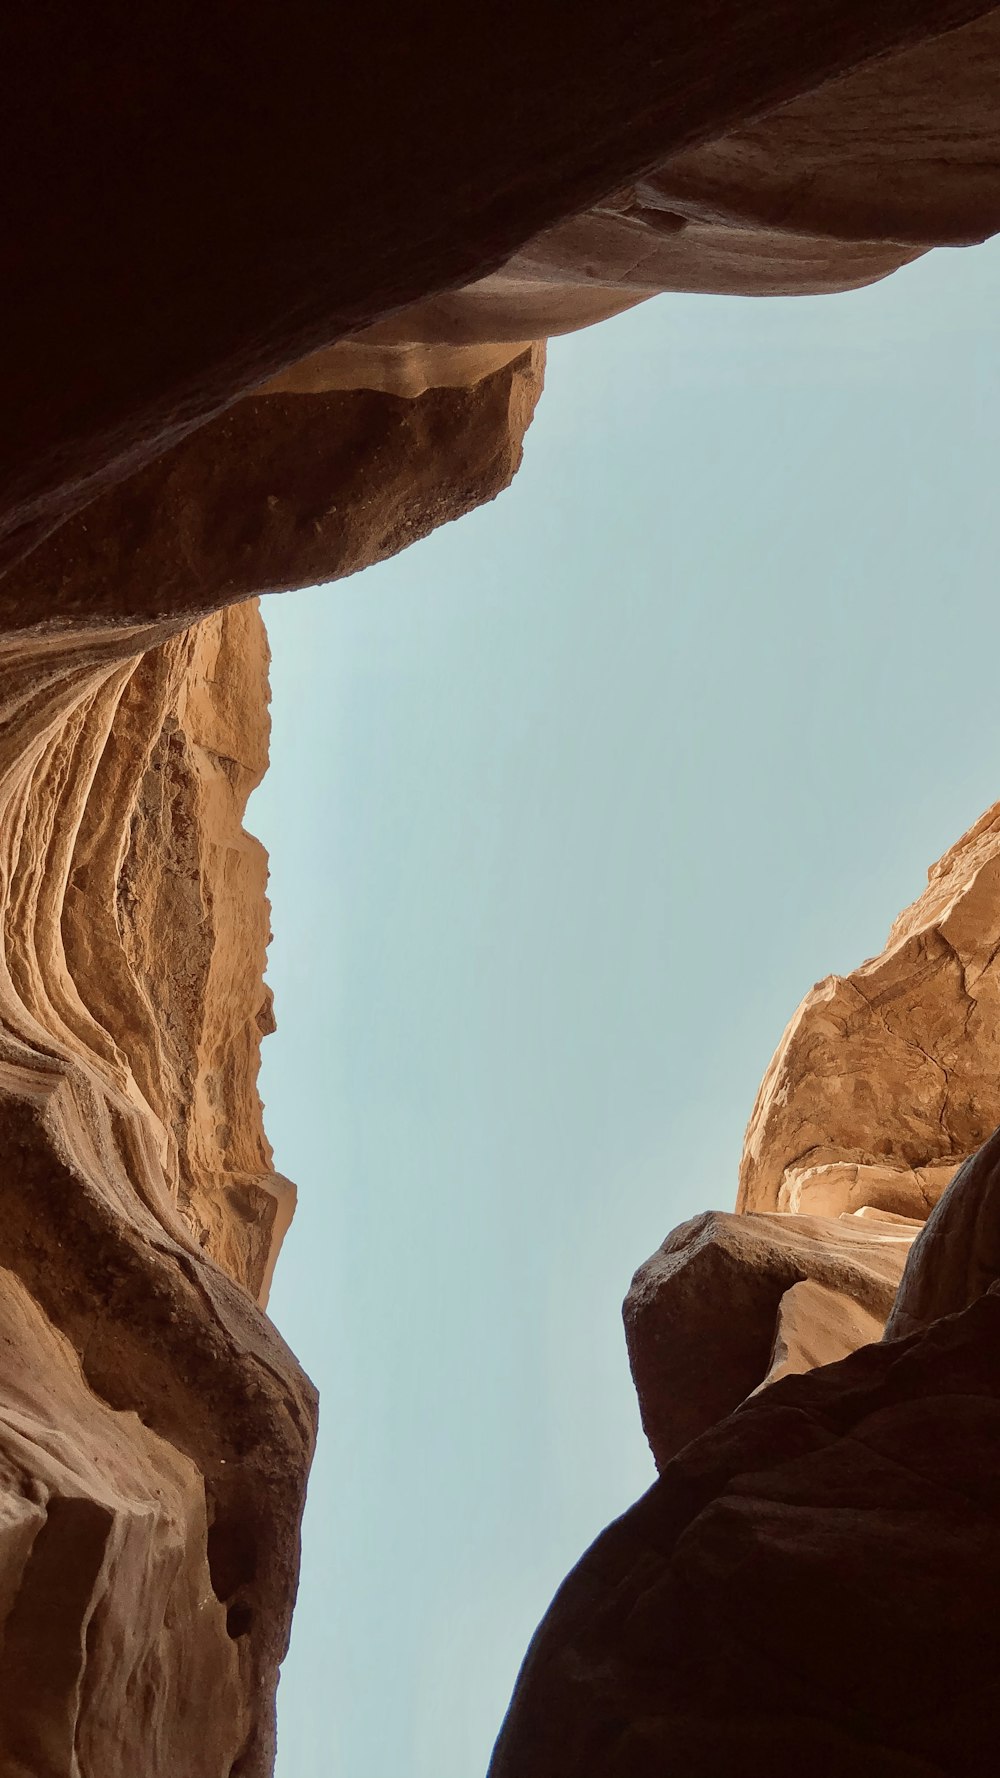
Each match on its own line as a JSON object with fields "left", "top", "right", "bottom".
{"left": 0, "top": 349, "right": 545, "bottom": 634}
{"left": 492, "top": 805, "right": 1000, "bottom": 1774}
{"left": 740, "top": 798, "right": 1000, "bottom": 1221}
{"left": 0, "top": 288, "right": 545, "bottom": 1769}
{"left": 0, "top": 601, "right": 317, "bottom": 1775}
{"left": 490, "top": 1279, "right": 1000, "bottom": 1778}
{"left": 0, "top": 1268, "right": 248, "bottom": 1777}
{"left": 625, "top": 1209, "right": 915, "bottom": 1468}
{"left": 4, "top": 3, "right": 996, "bottom": 574}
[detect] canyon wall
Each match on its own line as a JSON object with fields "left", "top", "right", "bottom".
{"left": 5, "top": 4, "right": 1000, "bottom": 1774}
{"left": 0, "top": 344, "right": 543, "bottom": 1775}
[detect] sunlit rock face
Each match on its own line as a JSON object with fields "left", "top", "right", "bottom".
{"left": 740, "top": 800, "right": 1000, "bottom": 1221}
{"left": 0, "top": 600, "right": 316, "bottom": 1777}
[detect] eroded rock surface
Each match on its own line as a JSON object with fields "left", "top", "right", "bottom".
{"left": 4, "top": 3, "right": 996, "bottom": 572}
{"left": 888, "top": 1123, "right": 1000, "bottom": 1339}
{"left": 493, "top": 806, "right": 1000, "bottom": 1774}
{"left": 0, "top": 257, "right": 548, "bottom": 1768}
{"left": 0, "top": 349, "right": 545, "bottom": 633}
{"left": 625, "top": 1209, "right": 915, "bottom": 1468}
{"left": 0, "top": 602, "right": 316, "bottom": 1776}
{"left": 490, "top": 1283, "right": 1000, "bottom": 1778}
{"left": 740, "top": 799, "right": 1000, "bottom": 1220}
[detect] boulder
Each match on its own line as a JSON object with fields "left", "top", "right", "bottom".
{"left": 625, "top": 1209, "right": 914, "bottom": 1467}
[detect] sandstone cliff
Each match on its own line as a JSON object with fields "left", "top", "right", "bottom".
{"left": 740, "top": 799, "right": 1000, "bottom": 1220}
{"left": 0, "top": 602, "right": 314, "bottom": 1776}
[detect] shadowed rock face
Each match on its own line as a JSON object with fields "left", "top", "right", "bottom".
{"left": 4, "top": 2, "right": 997, "bottom": 572}
{"left": 0, "top": 351, "right": 545, "bottom": 634}
{"left": 489, "top": 1285, "right": 1000, "bottom": 1778}
{"left": 625, "top": 1209, "right": 915, "bottom": 1469}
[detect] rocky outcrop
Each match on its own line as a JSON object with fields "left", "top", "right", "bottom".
{"left": 740, "top": 799, "right": 1000, "bottom": 1221}
{"left": 888, "top": 1124, "right": 1000, "bottom": 1339}
{"left": 489, "top": 1280, "right": 1000, "bottom": 1778}
{"left": 0, "top": 349, "right": 544, "bottom": 634}
{"left": 4, "top": 3, "right": 996, "bottom": 576}
{"left": 625, "top": 1209, "right": 915, "bottom": 1469}
{"left": 491, "top": 810, "right": 1000, "bottom": 1773}
{"left": 0, "top": 600, "right": 316, "bottom": 1776}
{"left": 0, "top": 246, "right": 546, "bottom": 1767}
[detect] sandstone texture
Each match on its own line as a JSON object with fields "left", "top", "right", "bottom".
{"left": 0, "top": 349, "right": 545, "bottom": 634}
{"left": 0, "top": 301, "right": 547, "bottom": 1766}
{"left": 625, "top": 1209, "right": 915, "bottom": 1469}
{"left": 0, "top": 221, "right": 546, "bottom": 1770}
{"left": 741, "top": 798, "right": 1000, "bottom": 1220}
{"left": 0, "top": 600, "right": 317, "bottom": 1777}
{"left": 6, "top": 6, "right": 1000, "bottom": 1776}
{"left": 490, "top": 1283, "right": 1000, "bottom": 1778}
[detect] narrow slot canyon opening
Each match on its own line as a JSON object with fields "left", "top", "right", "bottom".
{"left": 251, "top": 235, "right": 1000, "bottom": 1778}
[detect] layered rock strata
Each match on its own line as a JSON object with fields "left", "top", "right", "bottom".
{"left": 5, "top": 3, "right": 998, "bottom": 573}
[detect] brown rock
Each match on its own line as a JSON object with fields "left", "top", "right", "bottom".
{"left": 0, "top": 328, "right": 544, "bottom": 1769}
{"left": 2, "top": 3, "right": 993, "bottom": 568}
{"left": 0, "top": 1268, "right": 247, "bottom": 1777}
{"left": 348, "top": 10, "right": 1000, "bottom": 354}
{"left": 625, "top": 1209, "right": 914, "bottom": 1468}
{"left": 0, "top": 349, "right": 545, "bottom": 633}
{"left": 740, "top": 799, "right": 1000, "bottom": 1220}
{"left": 645, "top": 9, "right": 1000, "bottom": 248}
{"left": 0, "top": 603, "right": 316, "bottom": 1776}
{"left": 6, "top": 10, "right": 1000, "bottom": 1775}
{"left": 887, "top": 1122, "right": 1000, "bottom": 1339}
{"left": 490, "top": 1281, "right": 1000, "bottom": 1778}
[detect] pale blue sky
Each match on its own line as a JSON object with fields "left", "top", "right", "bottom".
{"left": 252, "top": 235, "right": 1000, "bottom": 1778}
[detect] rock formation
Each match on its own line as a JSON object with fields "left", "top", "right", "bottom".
{"left": 490, "top": 805, "right": 1000, "bottom": 1778}
{"left": 6, "top": 4, "right": 1000, "bottom": 1774}
{"left": 741, "top": 798, "right": 1000, "bottom": 1221}
{"left": 4, "top": 3, "right": 997, "bottom": 573}
{"left": 0, "top": 597, "right": 318, "bottom": 1777}
{"left": 0, "top": 322, "right": 543, "bottom": 1772}
{"left": 625, "top": 1209, "right": 916, "bottom": 1470}
{"left": 490, "top": 1282, "right": 1000, "bottom": 1778}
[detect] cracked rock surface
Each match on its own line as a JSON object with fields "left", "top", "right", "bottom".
{"left": 740, "top": 800, "right": 1000, "bottom": 1220}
